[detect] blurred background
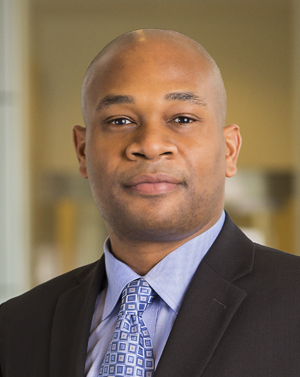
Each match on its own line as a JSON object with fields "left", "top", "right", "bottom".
{"left": 1, "top": 0, "right": 300, "bottom": 303}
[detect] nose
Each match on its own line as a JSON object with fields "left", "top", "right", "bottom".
{"left": 125, "top": 122, "right": 178, "bottom": 161}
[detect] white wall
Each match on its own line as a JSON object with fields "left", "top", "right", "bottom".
{"left": 0, "top": 0, "right": 30, "bottom": 302}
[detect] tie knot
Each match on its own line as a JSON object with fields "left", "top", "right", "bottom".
{"left": 120, "top": 278, "right": 156, "bottom": 316}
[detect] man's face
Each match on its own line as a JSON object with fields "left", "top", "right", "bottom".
{"left": 74, "top": 39, "right": 240, "bottom": 242}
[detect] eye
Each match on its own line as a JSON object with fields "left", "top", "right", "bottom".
{"left": 111, "top": 117, "right": 132, "bottom": 126}
{"left": 173, "top": 116, "right": 195, "bottom": 124}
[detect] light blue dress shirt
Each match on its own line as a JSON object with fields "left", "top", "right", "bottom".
{"left": 85, "top": 211, "right": 225, "bottom": 377}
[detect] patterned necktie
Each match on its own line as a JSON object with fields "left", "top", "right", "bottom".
{"left": 99, "top": 278, "right": 157, "bottom": 377}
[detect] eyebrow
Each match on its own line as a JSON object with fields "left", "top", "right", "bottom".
{"left": 165, "top": 91, "right": 207, "bottom": 106}
{"left": 95, "top": 91, "right": 207, "bottom": 111}
{"left": 96, "top": 95, "right": 135, "bottom": 110}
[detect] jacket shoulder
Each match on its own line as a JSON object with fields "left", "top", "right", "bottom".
{"left": 250, "top": 242, "right": 300, "bottom": 286}
{"left": 0, "top": 260, "right": 101, "bottom": 322}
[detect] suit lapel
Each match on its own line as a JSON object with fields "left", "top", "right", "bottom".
{"left": 49, "top": 257, "right": 106, "bottom": 377}
{"left": 155, "top": 215, "right": 254, "bottom": 377}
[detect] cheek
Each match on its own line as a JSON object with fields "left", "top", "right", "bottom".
{"left": 86, "top": 144, "right": 127, "bottom": 205}
{"left": 184, "top": 137, "right": 226, "bottom": 183}
{"left": 85, "top": 144, "right": 108, "bottom": 188}
{"left": 87, "top": 135, "right": 121, "bottom": 174}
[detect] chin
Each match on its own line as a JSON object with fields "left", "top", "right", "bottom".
{"left": 109, "top": 212, "right": 204, "bottom": 243}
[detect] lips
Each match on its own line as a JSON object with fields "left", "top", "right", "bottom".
{"left": 124, "top": 173, "right": 183, "bottom": 195}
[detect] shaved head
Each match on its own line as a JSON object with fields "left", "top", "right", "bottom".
{"left": 81, "top": 29, "right": 227, "bottom": 125}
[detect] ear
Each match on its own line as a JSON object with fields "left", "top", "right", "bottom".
{"left": 223, "top": 124, "right": 242, "bottom": 178}
{"left": 73, "top": 125, "right": 88, "bottom": 179}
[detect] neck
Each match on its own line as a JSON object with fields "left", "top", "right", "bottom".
{"left": 106, "top": 221, "right": 218, "bottom": 275}
{"left": 107, "top": 238, "right": 184, "bottom": 276}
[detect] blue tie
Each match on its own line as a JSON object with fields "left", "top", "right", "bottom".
{"left": 99, "top": 278, "right": 157, "bottom": 377}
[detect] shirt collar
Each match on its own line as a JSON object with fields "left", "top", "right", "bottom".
{"left": 102, "top": 211, "right": 225, "bottom": 319}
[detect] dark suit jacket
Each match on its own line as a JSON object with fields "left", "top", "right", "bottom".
{"left": 1, "top": 215, "right": 300, "bottom": 377}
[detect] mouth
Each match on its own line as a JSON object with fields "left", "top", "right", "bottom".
{"left": 124, "top": 173, "right": 183, "bottom": 195}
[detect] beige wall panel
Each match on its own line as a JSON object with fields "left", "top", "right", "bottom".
{"left": 31, "top": 0, "right": 293, "bottom": 174}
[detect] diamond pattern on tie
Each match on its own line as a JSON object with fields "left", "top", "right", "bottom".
{"left": 99, "top": 279, "right": 157, "bottom": 377}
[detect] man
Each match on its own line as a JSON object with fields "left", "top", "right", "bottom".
{"left": 0, "top": 29, "right": 300, "bottom": 377}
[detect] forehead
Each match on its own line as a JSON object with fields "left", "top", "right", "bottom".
{"left": 84, "top": 38, "right": 216, "bottom": 109}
